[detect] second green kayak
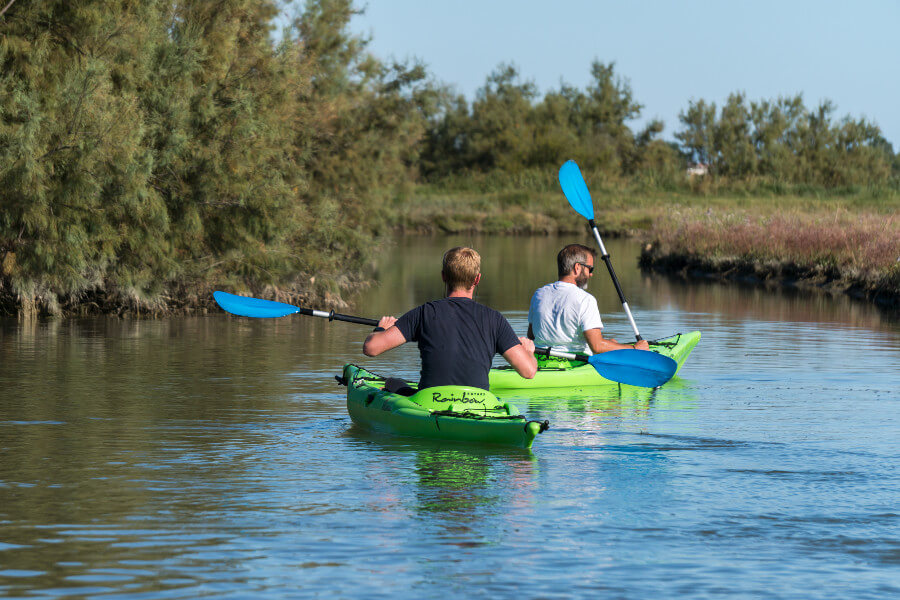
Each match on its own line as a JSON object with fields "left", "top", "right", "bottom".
{"left": 489, "top": 331, "right": 701, "bottom": 390}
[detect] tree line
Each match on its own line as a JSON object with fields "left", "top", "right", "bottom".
{"left": 1, "top": 0, "right": 896, "bottom": 314}
{"left": 421, "top": 65, "right": 897, "bottom": 188}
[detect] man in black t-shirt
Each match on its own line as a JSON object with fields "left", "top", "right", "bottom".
{"left": 363, "top": 247, "right": 536, "bottom": 390}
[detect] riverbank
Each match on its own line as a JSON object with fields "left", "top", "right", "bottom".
{"left": 382, "top": 177, "right": 899, "bottom": 235}
{"left": 639, "top": 210, "right": 900, "bottom": 310}
{"left": 4, "top": 185, "right": 898, "bottom": 317}
{"left": 0, "top": 278, "right": 366, "bottom": 318}
{"left": 380, "top": 184, "right": 900, "bottom": 312}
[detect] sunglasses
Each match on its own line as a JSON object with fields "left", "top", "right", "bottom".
{"left": 577, "top": 262, "right": 595, "bottom": 274}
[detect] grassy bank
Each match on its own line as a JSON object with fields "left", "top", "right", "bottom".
{"left": 382, "top": 176, "right": 899, "bottom": 235}
{"left": 6, "top": 175, "right": 897, "bottom": 316}
{"left": 639, "top": 209, "right": 900, "bottom": 310}
{"left": 380, "top": 179, "right": 900, "bottom": 311}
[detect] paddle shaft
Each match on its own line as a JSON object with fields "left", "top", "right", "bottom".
{"left": 587, "top": 219, "right": 643, "bottom": 341}
{"left": 298, "top": 307, "right": 379, "bottom": 327}
{"left": 534, "top": 347, "right": 588, "bottom": 362}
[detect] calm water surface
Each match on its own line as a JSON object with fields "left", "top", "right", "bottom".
{"left": 1, "top": 236, "right": 899, "bottom": 599}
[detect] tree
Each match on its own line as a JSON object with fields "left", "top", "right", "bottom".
{"left": 290, "top": 0, "right": 437, "bottom": 238}
{"left": 674, "top": 92, "right": 892, "bottom": 187}
{"left": 466, "top": 63, "right": 538, "bottom": 172}
{"left": 713, "top": 93, "right": 757, "bottom": 177}
{"left": 0, "top": 1, "right": 167, "bottom": 311}
{"left": 675, "top": 99, "right": 717, "bottom": 168}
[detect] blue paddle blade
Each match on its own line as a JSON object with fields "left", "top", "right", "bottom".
{"left": 588, "top": 349, "right": 678, "bottom": 388}
{"left": 558, "top": 160, "right": 594, "bottom": 220}
{"left": 213, "top": 291, "right": 300, "bottom": 318}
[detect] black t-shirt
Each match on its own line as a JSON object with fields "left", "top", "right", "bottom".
{"left": 395, "top": 297, "right": 520, "bottom": 390}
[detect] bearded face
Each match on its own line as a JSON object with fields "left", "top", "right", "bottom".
{"left": 576, "top": 267, "right": 591, "bottom": 290}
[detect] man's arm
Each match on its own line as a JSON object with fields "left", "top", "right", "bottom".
{"left": 584, "top": 328, "right": 650, "bottom": 353}
{"left": 502, "top": 337, "right": 537, "bottom": 379}
{"left": 363, "top": 316, "right": 407, "bottom": 356}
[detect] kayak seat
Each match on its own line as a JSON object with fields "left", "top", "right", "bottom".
{"left": 383, "top": 377, "right": 417, "bottom": 397}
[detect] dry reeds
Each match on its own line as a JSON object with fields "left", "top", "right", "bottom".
{"left": 643, "top": 209, "right": 900, "bottom": 306}
{"left": 650, "top": 210, "right": 899, "bottom": 274}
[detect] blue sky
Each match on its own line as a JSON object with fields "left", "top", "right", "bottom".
{"left": 345, "top": 0, "right": 900, "bottom": 148}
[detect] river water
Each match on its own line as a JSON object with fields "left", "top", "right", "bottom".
{"left": 1, "top": 235, "right": 898, "bottom": 599}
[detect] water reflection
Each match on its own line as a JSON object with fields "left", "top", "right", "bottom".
{"left": 362, "top": 235, "right": 898, "bottom": 333}
{"left": 649, "top": 272, "right": 900, "bottom": 328}
{"left": 494, "top": 377, "right": 700, "bottom": 451}
{"left": 342, "top": 430, "right": 538, "bottom": 525}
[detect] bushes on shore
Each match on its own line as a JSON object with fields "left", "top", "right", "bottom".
{"left": 0, "top": 0, "right": 433, "bottom": 315}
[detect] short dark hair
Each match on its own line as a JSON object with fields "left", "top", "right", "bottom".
{"left": 557, "top": 244, "right": 596, "bottom": 278}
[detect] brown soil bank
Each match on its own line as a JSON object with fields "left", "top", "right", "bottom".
{"left": 639, "top": 210, "right": 900, "bottom": 311}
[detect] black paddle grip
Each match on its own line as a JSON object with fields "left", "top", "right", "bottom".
{"left": 601, "top": 255, "right": 628, "bottom": 304}
{"left": 331, "top": 312, "right": 380, "bottom": 327}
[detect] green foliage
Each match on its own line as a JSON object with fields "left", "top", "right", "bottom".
{"left": 1, "top": 1, "right": 165, "bottom": 307}
{"left": 675, "top": 93, "right": 893, "bottom": 186}
{"left": 286, "top": 0, "right": 441, "bottom": 263}
{"left": 0, "top": 0, "right": 437, "bottom": 314}
{"left": 420, "top": 61, "right": 675, "bottom": 180}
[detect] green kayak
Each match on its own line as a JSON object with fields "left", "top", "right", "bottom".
{"left": 339, "top": 364, "right": 549, "bottom": 448}
{"left": 489, "top": 331, "right": 701, "bottom": 390}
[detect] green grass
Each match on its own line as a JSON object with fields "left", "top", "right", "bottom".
{"left": 381, "top": 181, "right": 900, "bottom": 237}
{"left": 380, "top": 179, "right": 900, "bottom": 308}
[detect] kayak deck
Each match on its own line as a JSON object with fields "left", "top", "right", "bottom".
{"left": 339, "top": 364, "right": 549, "bottom": 448}
{"left": 489, "top": 331, "right": 701, "bottom": 390}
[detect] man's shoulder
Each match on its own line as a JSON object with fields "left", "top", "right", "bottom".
{"left": 469, "top": 299, "right": 505, "bottom": 317}
{"left": 532, "top": 281, "right": 562, "bottom": 298}
{"left": 533, "top": 281, "right": 598, "bottom": 310}
{"left": 461, "top": 300, "right": 513, "bottom": 330}
{"left": 412, "top": 297, "right": 459, "bottom": 312}
{"left": 534, "top": 281, "right": 589, "bottom": 298}
{"left": 570, "top": 286, "right": 598, "bottom": 308}
{"left": 424, "top": 297, "right": 503, "bottom": 317}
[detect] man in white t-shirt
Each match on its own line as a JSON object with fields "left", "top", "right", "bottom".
{"left": 527, "top": 244, "right": 650, "bottom": 355}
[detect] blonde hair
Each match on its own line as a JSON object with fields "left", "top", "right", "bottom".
{"left": 442, "top": 247, "right": 481, "bottom": 291}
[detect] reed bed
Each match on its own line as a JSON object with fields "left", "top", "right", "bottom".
{"left": 641, "top": 209, "right": 900, "bottom": 307}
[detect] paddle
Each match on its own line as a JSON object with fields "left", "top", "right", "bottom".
{"left": 213, "top": 291, "right": 672, "bottom": 388}
{"left": 213, "top": 291, "right": 378, "bottom": 325}
{"left": 558, "top": 159, "right": 643, "bottom": 341}
{"left": 534, "top": 346, "right": 676, "bottom": 389}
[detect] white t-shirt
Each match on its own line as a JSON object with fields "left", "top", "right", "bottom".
{"left": 528, "top": 281, "right": 604, "bottom": 354}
